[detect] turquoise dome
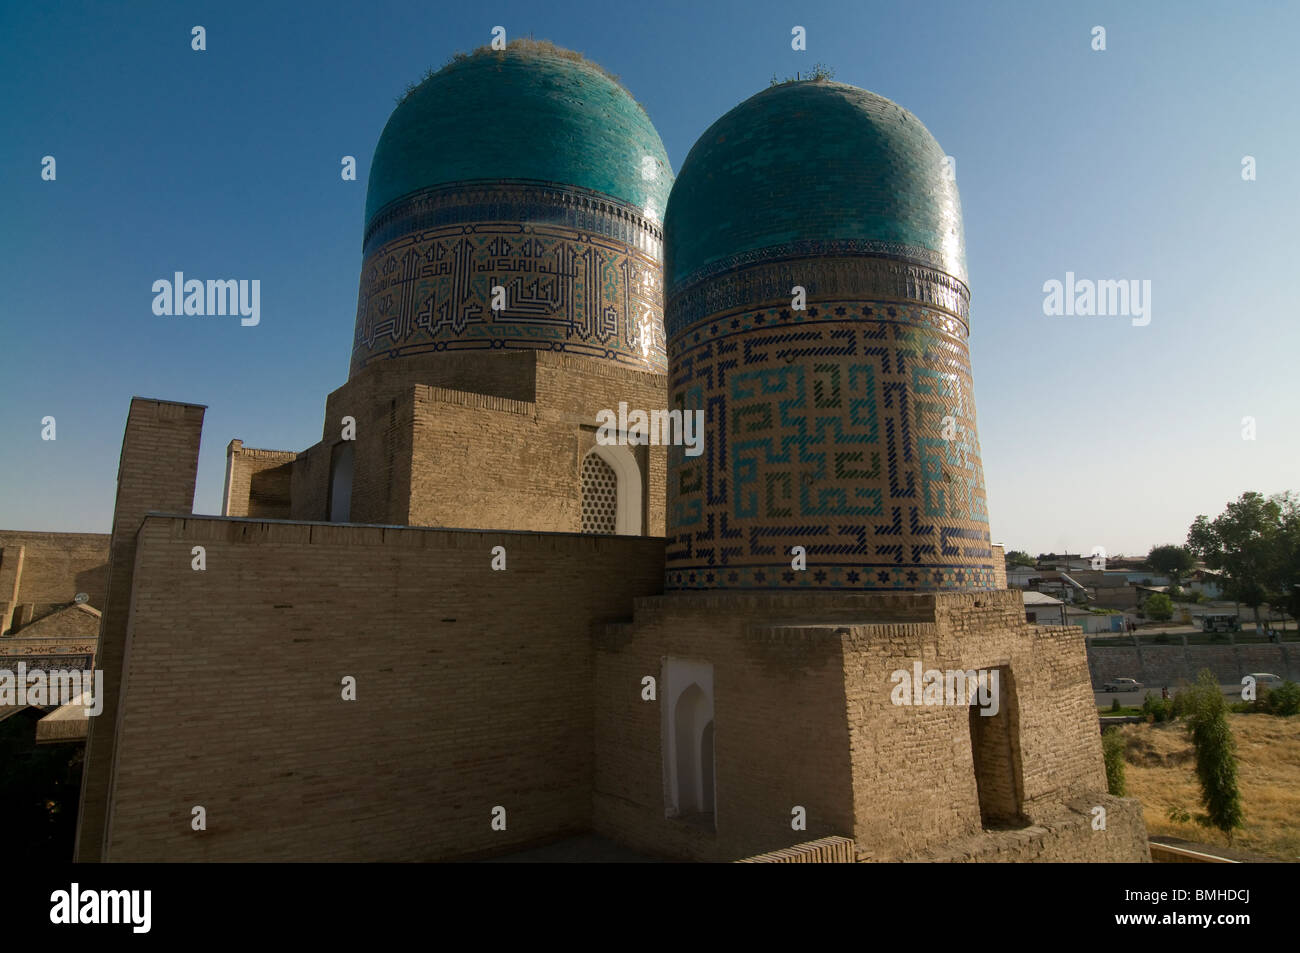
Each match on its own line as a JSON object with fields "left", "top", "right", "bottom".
{"left": 664, "top": 81, "right": 966, "bottom": 291}
{"left": 365, "top": 46, "right": 672, "bottom": 225}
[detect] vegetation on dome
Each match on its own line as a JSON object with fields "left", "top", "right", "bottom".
{"left": 768, "top": 63, "right": 836, "bottom": 87}
{"left": 396, "top": 38, "right": 633, "bottom": 107}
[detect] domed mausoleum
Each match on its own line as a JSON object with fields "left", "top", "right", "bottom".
{"left": 353, "top": 44, "right": 672, "bottom": 377}
{"left": 78, "top": 64, "right": 1149, "bottom": 867}
{"left": 216, "top": 43, "right": 675, "bottom": 535}
{"left": 663, "top": 80, "right": 993, "bottom": 591}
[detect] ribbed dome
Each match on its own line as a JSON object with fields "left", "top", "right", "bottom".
{"left": 664, "top": 81, "right": 966, "bottom": 291}
{"left": 365, "top": 45, "right": 672, "bottom": 226}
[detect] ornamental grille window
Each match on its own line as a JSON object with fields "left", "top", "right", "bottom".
{"left": 581, "top": 452, "right": 618, "bottom": 534}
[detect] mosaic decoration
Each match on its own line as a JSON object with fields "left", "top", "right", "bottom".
{"left": 667, "top": 246, "right": 969, "bottom": 338}
{"left": 0, "top": 654, "right": 93, "bottom": 671}
{"left": 351, "top": 182, "right": 666, "bottom": 377}
{"left": 665, "top": 295, "right": 995, "bottom": 592}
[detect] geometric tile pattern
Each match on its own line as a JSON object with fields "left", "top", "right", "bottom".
{"left": 351, "top": 181, "right": 666, "bottom": 377}
{"left": 581, "top": 452, "right": 619, "bottom": 535}
{"left": 665, "top": 293, "right": 994, "bottom": 591}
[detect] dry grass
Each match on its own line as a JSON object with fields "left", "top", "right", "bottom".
{"left": 1116, "top": 714, "right": 1300, "bottom": 860}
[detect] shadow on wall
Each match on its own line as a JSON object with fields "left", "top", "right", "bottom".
{"left": 74, "top": 565, "right": 109, "bottom": 609}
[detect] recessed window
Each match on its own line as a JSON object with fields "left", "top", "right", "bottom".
{"left": 580, "top": 445, "right": 642, "bottom": 535}
{"left": 328, "top": 443, "right": 354, "bottom": 522}
{"left": 581, "top": 452, "right": 618, "bottom": 534}
{"left": 662, "top": 658, "right": 715, "bottom": 829}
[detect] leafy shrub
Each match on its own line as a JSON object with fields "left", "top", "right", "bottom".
{"left": 1102, "top": 728, "right": 1127, "bottom": 796}
{"left": 1263, "top": 681, "right": 1300, "bottom": 716}
{"left": 1141, "top": 692, "right": 1175, "bottom": 723}
{"left": 1143, "top": 593, "right": 1174, "bottom": 621}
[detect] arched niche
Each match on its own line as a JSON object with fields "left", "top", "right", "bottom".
{"left": 582, "top": 443, "right": 643, "bottom": 536}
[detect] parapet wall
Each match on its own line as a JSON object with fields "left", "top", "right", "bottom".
{"left": 223, "top": 441, "right": 296, "bottom": 519}
{"left": 97, "top": 514, "right": 665, "bottom": 861}
{"left": 0, "top": 531, "right": 110, "bottom": 633}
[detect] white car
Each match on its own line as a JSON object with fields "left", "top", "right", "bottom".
{"left": 1103, "top": 677, "right": 1143, "bottom": 692}
{"left": 1245, "top": 673, "right": 1283, "bottom": 687}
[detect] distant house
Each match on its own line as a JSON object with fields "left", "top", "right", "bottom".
{"left": 1103, "top": 557, "right": 1149, "bottom": 571}
{"left": 1187, "top": 569, "right": 1224, "bottom": 599}
{"left": 1015, "top": 571, "right": 1091, "bottom": 603}
{"left": 1006, "top": 567, "right": 1039, "bottom": 588}
{"left": 1022, "top": 592, "right": 1127, "bottom": 633}
{"left": 1035, "top": 554, "right": 1093, "bottom": 572}
{"left": 1023, "top": 591, "right": 1066, "bottom": 625}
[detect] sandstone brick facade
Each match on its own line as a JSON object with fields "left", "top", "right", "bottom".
{"left": 75, "top": 398, "right": 205, "bottom": 863}
{"left": 0, "top": 531, "right": 109, "bottom": 633}
{"left": 593, "top": 589, "right": 1148, "bottom": 862}
{"left": 286, "top": 351, "right": 667, "bottom": 535}
{"left": 990, "top": 544, "right": 1008, "bottom": 589}
{"left": 95, "top": 515, "right": 663, "bottom": 861}
{"left": 223, "top": 441, "right": 295, "bottom": 519}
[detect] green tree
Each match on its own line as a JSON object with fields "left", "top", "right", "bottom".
{"left": 1004, "top": 550, "right": 1036, "bottom": 569}
{"left": 1142, "top": 592, "right": 1174, "bottom": 621}
{"left": 1268, "top": 495, "right": 1300, "bottom": 626}
{"left": 1188, "top": 492, "right": 1296, "bottom": 629}
{"left": 1101, "top": 728, "right": 1127, "bottom": 796}
{"left": 1181, "top": 670, "right": 1245, "bottom": 843}
{"left": 1147, "top": 544, "right": 1195, "bottom": 589}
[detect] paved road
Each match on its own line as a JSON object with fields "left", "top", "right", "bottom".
{"left": 1094, "top": 683, "right": 1255, "bottom": 707}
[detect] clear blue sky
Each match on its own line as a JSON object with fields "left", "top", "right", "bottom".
{"left": 2, "top": 0, "right": 1297, "bottom": 556}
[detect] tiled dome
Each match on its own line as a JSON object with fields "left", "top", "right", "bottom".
{"left": 664, "top": 80, "right": 966, "bottom": 296}
{"left": 365, "top": 44, "right": 672, "bottom": 227}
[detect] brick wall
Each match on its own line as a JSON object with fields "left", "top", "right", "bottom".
{"left": 534, "top": 354, "right": 668, "bottom": 538}
{"left": 1088, "top": 641, "right": 1299, "bottom": 687}
{"left": 735, "top": 835, "right": 855, "bottom": 862}
{"left": 593, "top": 589, "right": 1146, "bottom": 862}
{"left": 0, "top": 531, "right": 110, "bottom": 632}
{"left": 223, "top": 441, "right": 296, "bottom": 519}
{"left": 243, "top": 349, "right": 669, "bottom": 535}
{"left": 909, "top": 795, "right": 1149, "bottom": 862}
{"left": 407, "top": 387, "right": 541, "bottom": 529}
{"left": 313, "top": 350, "right": 669, "bottom": 535}
{"left": 289, "top": 441, "right": 330, "bottom": 522}
{"left": 97, "top": 515, "right": 665, "bottom": 862}
{"left": 593, "top": 593, "right": 858, "bottom": 862}
{"left": 0, "top": 603, "right": 99, "bottom": 645}
{"left": 76, "top": 398, "right": 205, "bottom": 863}
{"left": 990, "top": 544, "right": 1007, "bottom": 589}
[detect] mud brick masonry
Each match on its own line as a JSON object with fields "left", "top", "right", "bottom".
{"left": 71, "top": 43, "right": 1148, "bottom": 862}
